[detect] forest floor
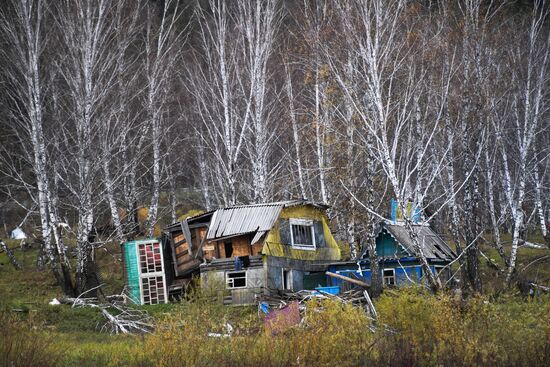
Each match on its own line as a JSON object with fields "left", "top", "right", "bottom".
{"left": 1, "top": 237, "right": 549, "bottom": 366}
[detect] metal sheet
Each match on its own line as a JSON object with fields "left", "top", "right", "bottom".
{"left": 205, "top": 203, "right": 290, "bottom": 240}
{"left": 251, "top": 230, "right": 267, "bottom": 245}
{"left": 384, "top": 223, "right": 455, "bottom": 261}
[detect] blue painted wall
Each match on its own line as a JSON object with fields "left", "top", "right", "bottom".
{"left": 375, "top": 231, "right": 407, "bottom": 257}
{"left": 328, "top": 261, "right": 451, "bottom": 288}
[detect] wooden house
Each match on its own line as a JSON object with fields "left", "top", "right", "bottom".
{"left": 328, "top": 221, "right": 455, "bottom": 289}
{"left": 162, "top": 200, "right": 341, "bottom": 304}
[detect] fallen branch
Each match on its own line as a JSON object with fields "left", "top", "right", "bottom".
{"left": 57, "top": 289, "right": 154, "bottom": 334}
{"left": 518, "top": 240, "right": 547, "bottom": 249}
{"left": 363, "top": 290, "right": 377, "bottom": 318}
{"left": 529, "top": 282, "right": 549, "bottom": 292}
{"left": 72, "top": 284, "right": 105, "bottom": 308}
{"left": 0, "top": 240, "right": 22, "bottom": 270}
{"left": 479, "top": 250, "right": 502, "bottom": 272}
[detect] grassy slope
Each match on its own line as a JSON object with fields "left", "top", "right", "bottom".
{"left": 0, "top": 239, "right": 257, "bottom": 366}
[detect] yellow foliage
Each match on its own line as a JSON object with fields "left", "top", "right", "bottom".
{"left": 177, "top": 209, "right": 205, "bottom": 222}
{"left": 137, "top": 207, "right": 148, "bottom": 223}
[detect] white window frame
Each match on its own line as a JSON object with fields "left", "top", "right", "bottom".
{"left": 282, "top": 268, "right": 293, "bottom": 290}
{"left": 226, "top": 270, "right": 247, "bottom": 289}
{"left": 136, "top": 241, "right": 168, "bottom": 305}
{"left": 383, "top": 268, "right": 396, "bottom": 286}
{"left": 289, "top": 218, "right": 316, "bottom": 250}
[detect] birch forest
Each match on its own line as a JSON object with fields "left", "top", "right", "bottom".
{"left": 0, "top": 0, "right": 549, "bottom": 297}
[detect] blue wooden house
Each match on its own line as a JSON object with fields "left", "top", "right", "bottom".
{"left": 327, "top": 221, "right": 455, "bottom": 289}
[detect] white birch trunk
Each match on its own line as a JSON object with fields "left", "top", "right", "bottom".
{"left": 533, "top": 166, "right": 547, "bottom": 239}
{"left": 284, "top": 65, "right": 307, "bottom": 199}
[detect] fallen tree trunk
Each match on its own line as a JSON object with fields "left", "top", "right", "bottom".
{"left": 1, "top": 240, "right": 22, "bottom": 270}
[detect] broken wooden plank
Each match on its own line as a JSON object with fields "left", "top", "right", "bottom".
{"left": 363, "top": 290, "right": 377, "bottom": 318}
{"left": 326, "top": 271, "right": 369, "bottom": 288}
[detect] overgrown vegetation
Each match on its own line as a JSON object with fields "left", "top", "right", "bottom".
{"left": 2, "top": 287, "right": 549, "bottom": 367}
{"left": 2, "top": 240, "right": 549, "bottom": 366}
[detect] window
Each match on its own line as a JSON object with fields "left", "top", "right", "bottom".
{"left": 282, "top": 269, "right": 292, "bottom": 290}
{"left": 290, "top": 219, "right": 315, "bottom": 250}
{"left": 226, "top": 271, "right": 246, "bottom": 289}
{"left": 137, "top": 242, "right": 167, "bottom": 305}
{"left": 383, "top": 268, "right": 396, "bottom": 286}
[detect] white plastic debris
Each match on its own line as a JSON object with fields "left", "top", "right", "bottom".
{"left": 208, "top": 323, "right": 234, "bottom": 338}
{"left": 49, "top": 298, "right": 61, "bottom": 305}
{"left": 10, "top": 227, "right": 27, "bottom": 240}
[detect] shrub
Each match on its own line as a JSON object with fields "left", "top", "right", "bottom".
{"left": 0, "top": 310, "right": 63, "bottom": 367}
{"left": 375, "top": 288, "right": 550, "bottom": 366}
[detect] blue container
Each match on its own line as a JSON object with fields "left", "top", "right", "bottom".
{"left": 315, "top": 286, "right": 341, "bottom": 295}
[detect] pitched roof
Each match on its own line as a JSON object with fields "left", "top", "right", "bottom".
{"left": 206, "top": 200, "right": 328, "bottom": 241}
{"left": 206, "top": 202, "right": 285, "bottom": 241}
{"left": 379, "top": 222, "right": 455, "bottom": 261}
{"left": 165, "top": 200, "right": 327, "bottom": 244}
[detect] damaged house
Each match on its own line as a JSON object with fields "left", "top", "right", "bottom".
{"left": 328, "top": 220, "right": 456, "bottom": 289}
{"left": 162, "top": 200, "right": 341, "bottom": 304}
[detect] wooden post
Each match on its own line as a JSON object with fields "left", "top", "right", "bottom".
{"left": 326, "top": 271, "right": 369, "bottom": 288}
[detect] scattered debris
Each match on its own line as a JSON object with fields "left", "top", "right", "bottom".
{"left": 326, "top": 271, "right": 377, "bottom": 317}
{"left": 264, "top": 301, "right": 301, "bottom": 335}
{"left": 10, "top": 227, "right": 27, "bottom": 240}
{"left": 49, "top": 298, "right": 61, "bottom": 305}
{"left": 208, "top": 323, "right": 234, "bottom": 338}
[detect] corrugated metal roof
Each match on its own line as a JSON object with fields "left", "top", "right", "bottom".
{"left": 163, "top": 200, "right": 328, "bottom": 241}
{"left": 383, "top": 222, "right": 455, "bottom": 261}
{"left": 206, "top": 202, "right": 286, "bottom": 240}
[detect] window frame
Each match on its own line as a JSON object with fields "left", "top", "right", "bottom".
{"left": 226, "top": 270, "right": 247, "bottom": 289}
{"left": 383, "top": 268, "right": 396, "bottom": 286}
{"left": 136, "top": 241, "right": 168, "bottom": 305}
{"left": 289, "top": 218, "right": 316, "bottom": 250}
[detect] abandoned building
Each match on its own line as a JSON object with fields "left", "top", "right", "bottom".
{"left": 161, "top": 200, "right": 342, "bottom": 304}
{"left": 327, "top": 220, "right": 456, "bottom": 289}
{"left": 121, "top": 199, "right": 456, "bottom": 305}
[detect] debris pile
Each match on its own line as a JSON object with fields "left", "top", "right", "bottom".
{"left": 259, "top": 271, "right": 378, "bottom": 318}
{"left": 261, "top": 288, "right": 376, "bottom": 316}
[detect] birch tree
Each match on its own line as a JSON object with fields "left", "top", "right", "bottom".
{"left": 284, "top": 62, "right": 307, "bottom": 199}
{"left": 504, "top": 2, "right": 549, "bottom": 283}
{"left": 330, "top": 0, "right": 465, "bottom": 291}
{"left": 188, "top": 0, "right": 246, "bottom": 205}
{"left": 100, "top": 0, "right": 143, "bottom": 243}
{"left": 0, "top": 0, "right": 74, "bottom": 295}
{"left": 237, "top": 0, "right": 281, "bottom": 203}
{"left": 144, "top": 0, "right": 186, "bottom": 237}
{"left": 54, "top": 0, "right": 120, "bottom": 294}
